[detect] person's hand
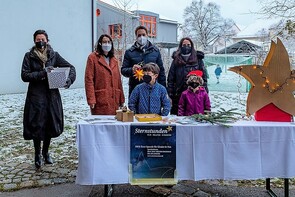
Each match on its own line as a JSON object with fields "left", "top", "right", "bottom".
{"left": 64, "top": 78, "right": 72, "bottom": 89}
{"left": 132, "top": 64, "right": 142, "bottom": 73}
{"left": 90, "top": 104, "right": 95, "bottom": 109}
{"left": 44, "top": 66, "right": 54, "bottom": 73}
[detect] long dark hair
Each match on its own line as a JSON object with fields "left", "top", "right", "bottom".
{"left": 174, "top": 37, "right": 198, "bottom": 65}
{"left": 95, "top": 34, "right": 114, "bottom": 58}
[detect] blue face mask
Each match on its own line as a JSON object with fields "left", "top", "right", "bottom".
{"left": 137, "top": 36, "right": 148, "bottom": 46}
{"left": 101, "top": 43, "right": 112, "bottom": 52}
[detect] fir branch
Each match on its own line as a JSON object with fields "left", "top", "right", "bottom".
{"left": 190, "top": 108, "right": 240, "bottom": 127}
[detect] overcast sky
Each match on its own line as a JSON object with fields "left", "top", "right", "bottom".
{"left": 101, "top": 0, "right": 263, "bottom": 29}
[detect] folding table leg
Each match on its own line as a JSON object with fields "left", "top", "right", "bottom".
{"left": 104, "top": 184, "right": 114, "bottom": 197}
{"left": 266, "top": 178, "right": 289, "bottom": 197}
{"left": 284, "top": 178, "right": 289, "bottom": 197}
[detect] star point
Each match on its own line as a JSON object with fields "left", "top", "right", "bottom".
{"left": 229, "top": 38, "right": 295, "bottom": 115}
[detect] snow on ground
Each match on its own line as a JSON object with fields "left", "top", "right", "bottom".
{"left": 1, "top": 66, "right": 293, "bottom": 189}
{"left": 0, "top": 66, "right": 249, "bottom": 165}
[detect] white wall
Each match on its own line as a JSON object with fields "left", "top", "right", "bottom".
{"left": 0, "top": 0, "right": 96, "bottom": 94}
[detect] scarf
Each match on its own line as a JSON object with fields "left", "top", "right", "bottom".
{"left": 34, "top": 48, "right": 48, "bottom": 68}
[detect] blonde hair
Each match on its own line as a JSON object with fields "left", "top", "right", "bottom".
{"left": 186, "top": 75, "right": 204, "bottom": 85}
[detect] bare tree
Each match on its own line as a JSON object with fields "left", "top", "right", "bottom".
{"left": 181, "top": 0, "right": 235, "bottom": 51}
{"left": 109, "top": 0, "right": 139, "bottom": 66}
{"left": 112, "top": 0, "right": 136, "bottom": 52}
{"left": 257, "top": 0, "right": 295, "bottom": 35}
{"left": 258, "top": 0, "right": 295, "bottom": 19}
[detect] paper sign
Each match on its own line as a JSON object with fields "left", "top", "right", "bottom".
{"left": 47, "top": 67, "right": 70, "bottom": 89}
{"left": 130, "top": 124, "right": 177, "bottom": 185}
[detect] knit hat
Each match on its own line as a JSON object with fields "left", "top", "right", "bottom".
{"left": 186, "top": 70, "right": 204, "bottom": 85}
{"left": 188, "top": 70, "right": 203, "bottom": 77}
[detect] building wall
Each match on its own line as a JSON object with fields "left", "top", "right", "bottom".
{"left": 0, "top": 0, "right": 95, "bottom": 94}
{"left": 97, "top": 2, "right": 139, "bottom": 47}
{"left": 157, "top": 21, "right": 178, "bottom": 43}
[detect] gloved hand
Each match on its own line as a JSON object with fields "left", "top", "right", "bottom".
{"left": 44, "top": 66, "right": 54, "bottom": 73}
{"left": 64, "top": 78, "right": 72, "bottom": 89}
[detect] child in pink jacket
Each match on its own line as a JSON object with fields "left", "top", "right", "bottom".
{"left": 178, "top": 70, "right": 211, "bottom": 116}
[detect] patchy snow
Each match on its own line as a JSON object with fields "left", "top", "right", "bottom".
{"left": 0, "top": 65, "right": 249, "bottom": 169}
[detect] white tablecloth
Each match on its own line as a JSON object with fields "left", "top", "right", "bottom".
{"left": 76, "top": 116, "right": 295, "bottom": 185}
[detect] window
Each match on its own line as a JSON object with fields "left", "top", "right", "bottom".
{"left": 139, "top": 15, "right": 157, "bottom": 37}
{"left": 109, "top": 24, "right": 122, "bottom": 38}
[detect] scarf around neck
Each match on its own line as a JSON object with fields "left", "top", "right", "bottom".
{"left": 34, "top": 47, "right": 48, "bottom": 68}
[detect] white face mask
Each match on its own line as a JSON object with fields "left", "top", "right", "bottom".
{"left": 101, "top": 43, "right": 112, "bottom": 52}
{"left": 137, "top": 36, "right": 148, "bottom": 46}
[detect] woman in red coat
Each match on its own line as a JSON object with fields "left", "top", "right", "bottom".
{"left": 85, "top": 34, "right": 125, "bottom": 115}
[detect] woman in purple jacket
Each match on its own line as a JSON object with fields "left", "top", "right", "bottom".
{"left": 178, "top": 70, "right": 211, "bottom": 116}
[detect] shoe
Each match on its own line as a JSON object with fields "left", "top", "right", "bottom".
{"left": 43, "top": 153, "right": 53, "bottom": 164}
{"left": 35, "top": 154, "right": 42, "bottom": 169}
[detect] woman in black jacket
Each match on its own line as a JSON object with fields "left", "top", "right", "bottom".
{"left": 167, "top": 37, "right": 208, "bottom": 115}
{"left": 21, "top": 30, "right": 76, "bottom": 169}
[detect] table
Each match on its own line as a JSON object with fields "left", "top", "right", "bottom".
{"left": 76, "top": 116, "right": 295, "bottom": 186}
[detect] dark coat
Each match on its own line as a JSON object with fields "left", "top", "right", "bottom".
{"left": 21, "top": 45, "right": 76, "bottom": 140}
{"left": 121, "top": 41, "right": 166, "bottom": 96}
{"left": 167, "top": 50, "right": 207, "bottom": 115}
{"left": 84, "top": 52, "right": 125, "bottom": 115}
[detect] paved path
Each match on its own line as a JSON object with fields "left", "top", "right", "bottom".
{"left": 0, "top": 79, "right": 293, "bottom": 196}
{"left": 1, "top": 180, "right": 295, "bottom": 197}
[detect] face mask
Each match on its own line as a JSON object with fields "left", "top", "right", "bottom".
{"left": 101, "top": 43, "right": 112, "bottom": 52}
{"left": 35, "top": 41, "right": 47, "bottom": 50}
{"left": 137, "top": 36, "right": 148, "bottom": 46}
{"left": 189, "top": 82, "right": 199, "bottom": 89}
{"left": 181, "top": 46, "right": 192, "bottom": 55}
{"left": 143, "top": 74, "right": 152, "bottom": 84}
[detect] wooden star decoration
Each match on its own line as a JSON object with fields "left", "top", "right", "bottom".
{"left": 133, "top": 68, "right": 144, "bottom": 81}
{"left": 229, "top": 38, "right": 295, "bottom": 115}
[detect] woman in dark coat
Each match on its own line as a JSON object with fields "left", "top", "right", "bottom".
{"left": 167, "top": 37, "right": 208, "bottom": 115}
{"left": 21, "top": 30, "right": 76, "bottom": 169}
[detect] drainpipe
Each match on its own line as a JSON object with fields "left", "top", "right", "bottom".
{"left": 91, "top": 0, "right": 95, "bottom": 50}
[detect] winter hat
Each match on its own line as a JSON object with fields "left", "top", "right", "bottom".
{"left": 186, "top": 70, "right": 204, "bottom": 85}
{"left": 188, "top": 70, "right": 203, "bottom": 77}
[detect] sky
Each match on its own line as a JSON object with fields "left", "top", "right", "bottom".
{"left": 101, "top": 0, "right": 266, "bottom": 31}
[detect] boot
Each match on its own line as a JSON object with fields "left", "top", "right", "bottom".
{"left": 43, "top": 153, "right": 53, "bottom": 164}
{"left": 42, "top": 137, "right": 53, "bottom": 164}
{"left": 33, "top": 139, "right": 42, "bottom": 169}
{"left": 34, "top": 154, "right": 42, "bottom": 169}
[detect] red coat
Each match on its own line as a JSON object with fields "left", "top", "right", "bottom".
{"left": 85, "top": 52, "right": 125, "bottom": 115}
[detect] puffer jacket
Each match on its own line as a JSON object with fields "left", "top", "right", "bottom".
{"left": 121, "top": 41, "right": 166, "bottom": 96}
{"left": 178, "top": 87, "right": 211, "bottom": 116}
{"left": 21, "top": 45, "right": 76, "bottom": 140}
